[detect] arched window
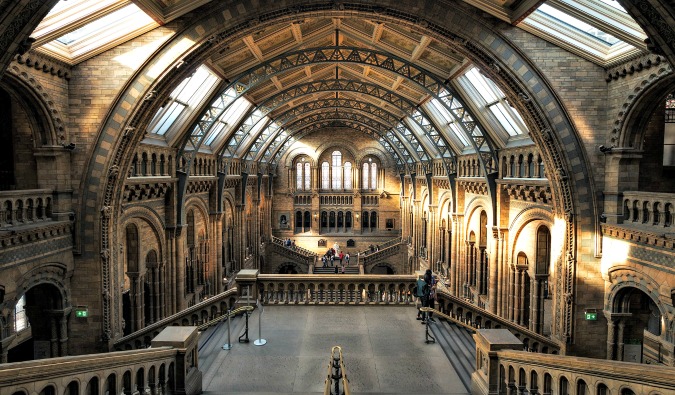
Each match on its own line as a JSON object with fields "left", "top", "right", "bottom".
{"left": 370, "top": 211, "right": 377, "bottom": 229}
{"left": 296, "top": 160, "right": 311, "bottom": 191}
{"left": 329, "top": 211, "right": 336, "bottom": 228}
{"left": 536, "top": 226, "right": 550, "bottom": 275}
{"left": 345, "top": 211, "right": 352, "bottom": 228}
{"left": 321, "top": 162, "right": 330, "bottom": 189}
{"left": 363, "top": 162, "right": 370, "bottom": 189}
{"left": 296, "top": 162, "right": 303, "bottom": 190}
{"left": 344, "top": 162, "right": 352, "bottom": 189}
{"left": 371, "top": 162, "right": 377, "bottom": 189}
{"left": 362, "top": 211, "right": 369, "bottom": 228}
{"left": 295, "top": 211, "right": 302, "bottom": 228}
{"left": 332, "top": 151, "right": 342, "bottom": 189}
{"left": 303, "top": 211, "right": 311, "bottom": 229}
{"left": 337, "top": 211, "right": 344, "bottom": 229}
{"left": 320, "top": 211, "right": 328, "bottom": 228}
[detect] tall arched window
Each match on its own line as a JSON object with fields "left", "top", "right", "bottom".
{"left": 370, "top": 162, "right": 377, "bottom": 189}
{"left": 304, "top": 162, "right": 310, "bottom": 189}
{"left": 296, "top": 162, "right": 303, "bottom": 190}
{"left": 321, "top": 162, "right": 330, "bottom": 189}
{"left": 295, "top": 159, "right": 311, "bottom": 190}
{"left": 332, "top": 151, "right": 342, "bottom": 189}
{"left": 362, "top": 162, "right": 370, "bottom": 189}
{"left": 344, "top": 162, "right": 352, "bottom": 189}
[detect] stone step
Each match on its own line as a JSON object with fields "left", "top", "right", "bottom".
{"left": 429, "top": 318, "right": 476, "bottom": 392}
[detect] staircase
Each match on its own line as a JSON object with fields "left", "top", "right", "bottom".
{"left": 313, "top": 265, "right": 360, "bottom": 274}
{"left": 430, "top": 318, "right": 476, "bottom": 392}
{"left": 269, "top": 236, "right": 318, "bottom": 267}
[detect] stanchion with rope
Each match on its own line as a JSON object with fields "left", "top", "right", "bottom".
{"left": 421, "top": 307, "right": 436, "bottom": 344}
{"left": 222, "top": 308, "right": 233, "bottom": 350}
{"left": 238, "top": 308, "right": 250, "bottom": 343}
{"left": 254, "top": 298, "right": 267, "bottom": 346}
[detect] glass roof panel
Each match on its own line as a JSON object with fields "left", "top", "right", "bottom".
{"left": 56, "top": 5, "right": 145, "bottom": 45}
{"left": 427, "top": 99, "right": 471, "bottom": 147}
{"left": 599, "top": 0, "right": 627, "bottom": 12}
{"left": 148, "top": 65, "right": 220, "bottom": 136}
{"left": 538, "top": 3, "right": 619, "bottom": 45}
{"left": 205, "top": 97, "right": 253, "bottom": 147}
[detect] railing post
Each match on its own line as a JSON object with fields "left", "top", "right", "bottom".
{"left": 151, "top": 326, "right": 202, "bottom": 395}
{"left": 471, "top": 329, "right": 522, "bottom": 395}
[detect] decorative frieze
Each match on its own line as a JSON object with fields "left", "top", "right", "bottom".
{"left": 123, "top": 182, "right": 172, "bottom": 202}
{"left": 459, "top": 180, "right": 488, "bottom": 196}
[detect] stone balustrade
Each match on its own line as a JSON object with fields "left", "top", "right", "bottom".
{"left": 257, "top": 274, "right": 416, "bottom": 304}
{"left": 435, "top": 286, "right": 560, "bottom": 354}
{"left": 1, "top": 326, "right": 201, "bottom": 395}
{"left": 270, "top": 235, "right": 318, "bottom": 258}
{"left": 114, "top": 288, "right": 238, "bottom": 350}
{"left": 622, "top": 191, "right": 674, "bottom": 228}
{"left": 0, "top": 189, "right": 53, "bottom": 227}
{"left": 472, "top": 329, "right": 675, "bottom": 395}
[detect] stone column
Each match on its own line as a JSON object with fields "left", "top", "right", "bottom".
{"left": 58, "top": 310, "right": 69, "bottom": 356}
{"left": 233, "top": 204, "right": 245, "bottom": 271}
{"left": 50, "top": 314, "right": 58, "bottom": 357}
{"left": 606, "top": 315, "right": 616, "bottom": 360}
{"left": 617, "top": 318, "right": 626, "bottom": 361}
{"left": 215, "top": 214, "right": 223, "bottom": 294}
{"left": 488, "top": 228, "right": 499, "bottom": 313}
{"left": 175, "top": 227, "right": 186, "bottom": 312}
{"left": 530, "top": 278, "right": 540, "bottom": 332}
{"left": 518, "top": 270, "right": 527, "bottom": 326}
{"left": 428, "top": 205, "right": 437, "bottom": 270}
{"left": 513, "top": 269, "right": 521, "bottom": 325}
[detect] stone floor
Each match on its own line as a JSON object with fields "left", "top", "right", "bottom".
{"left": 199, "top": 305, "right": 470, "bottom": 395}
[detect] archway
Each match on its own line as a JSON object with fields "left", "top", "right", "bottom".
{"left": 8, "top": 283, "right": 66, "bottom": 362}
{"left": 369, "top": 264, "right": 395, "bottom": 275}
{"left": 611, "top": 286, "right": 662, "bottom": 363}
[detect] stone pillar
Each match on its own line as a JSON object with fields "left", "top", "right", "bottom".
{"left": 518, "top": 270, "right": 526, "bottom": 326}
{"left": 50, "top": 314, "right": 58, "bottom": 357}
{"left": 530, "top": 278, "right": 540, "bottom": 332}
{"left": 234, "top": 204, "right": 245, "bottom": 271}
{"left": 215, "top": 214, "right": 223, "bottom": 294}
{"left": 508, "top": 266, "right": 515, "bottom": 322}
{"left": 471, "top": 329, "right": 523, "bottom": 395}
{"left": 175, "top": 227, "right": 186, "bottom": 312}
{"left": 488, "top": 229, "right": 499, "bottom": 313}
{"left": 58, "top": 310, "right": 69, "bottom": 356}
{"left": 428, "top": 205, "right": 437, "bottom": 270}
{"left": 513, "top": 269, "right": 521, "bottom": 325}
{"left": 606, "top": 315, "right": 616, "bottom": 360}
{"left": 148, "top": 272, "right": 155, "bottom": 324}
{"left": 617, "top": 318, "right": 626, "bottom": 361}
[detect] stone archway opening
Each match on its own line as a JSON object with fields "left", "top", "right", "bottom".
{"left": 8, "top": 283, "right": 66, "bottom": 362}
{"left": 369, "top": 264, "right": 394, "bottom": 274}
{"left": 610, "top": 286, "right": 662, "bottom": 364}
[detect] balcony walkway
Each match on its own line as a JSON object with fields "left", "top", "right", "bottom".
{"left": 198, "top": 305, "right": 470, "bottom": 395}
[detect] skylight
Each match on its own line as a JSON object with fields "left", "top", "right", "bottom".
{"left": 32, "top": 1, "right": 158, "bottom": 65}
{"left": 148, "top": 65, "right": 220, "bottom": 137}
{"left": 520, "top": 0, "right": 647, "bottom": 65}
{"left": 426, "top": 99, "right": 471, "bottom": 147}
{"left": 538, "top": 3, "right": 619, "bottom": 45}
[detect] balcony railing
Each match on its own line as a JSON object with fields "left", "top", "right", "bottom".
{"left": 257, "top": 274, "right": 416, "bottom": 305}
{"left": 474, "top": 329, "right": 675, "bottom": 395}
{"left": 621, "top": 191, "right": 674, "bottom": 228}
{"left": 0, "top": 189, "right": 53, "bottom": 227}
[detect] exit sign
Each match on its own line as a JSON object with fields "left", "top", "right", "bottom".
{"left": 585, "top": 311, "right": 597, "bottom": 321}
{"left": 75, "top": 307, "right": 88, "bottom": 318}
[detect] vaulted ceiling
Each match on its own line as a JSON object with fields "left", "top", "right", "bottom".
{"left": 29, "top": 0, "right": 656, "bottom": 173}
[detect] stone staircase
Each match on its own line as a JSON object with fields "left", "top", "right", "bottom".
{"left": 313, "top": 265, "right": 360, "bottom": 274}
{"left": 429, "top": 318, "right": 476, "bottom": 392}
{"left": 268, "top": 236, "right": 318, "bottom": 267}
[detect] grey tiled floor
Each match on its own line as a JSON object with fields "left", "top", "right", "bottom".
{"left": 200, "top": 305, "right": 469, "bottom": 395}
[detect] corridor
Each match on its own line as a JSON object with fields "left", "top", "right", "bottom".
{"left": 198, "top": 306, "right": 469, "bottom": 395}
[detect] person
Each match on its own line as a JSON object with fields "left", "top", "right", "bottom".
{"left": 280, "top": 215, "right": 287, "bottom": 225}
{"left": 334, "top": 265, "right": 338, "bottom": 274}
{"left": 414, "top": 275, "right": 428, "bottom": 321}
{"left": 345, "top": 252, "right": 350, "bottom": 266}
{"left": 339, "top": 251, "right": 344, "bottom": 265}
{"left": 421, "top": 269, "right": 433, "bottom": 323}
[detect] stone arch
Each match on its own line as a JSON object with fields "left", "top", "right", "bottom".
{"left": 14, "top": 262, "right": 71, "bottom": 308}
{"left": 5, "top": 65, "right": 65, "bottom": 145}
{"left": 184, "top": 195, "right": 210, "bottom": 240}
{"left": 464, "top": 196, "right": 491, "bottom": 233}
{"left": 119, "top": 206, "right": 167, "bottom": 263}
{"left": 80, "top": 0, "right": 591, "bottom": 342}
{"left": 614, "top": 67, "right": 674, "bottom": 148}
{"left": 508, "top": 207, "right": 555, "bottom": 267}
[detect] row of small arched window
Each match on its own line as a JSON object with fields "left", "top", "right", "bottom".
{"left": 2, "top": 197, "right": 52, "bottom": 226}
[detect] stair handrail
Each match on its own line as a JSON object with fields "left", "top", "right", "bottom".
{"left": 271, "top": 235, "right": 318, "bottom": 257}
{"left": 323, "top": 345, "right": 351, "bottom": 395}
{"left": 420, "top": 307, "right": 476, "bottom": 333}
{"left": 197, "top": 305, "right": 254, "bottom": 331}
{"left": 114, "top": 288, "right": 238, "bottom": 349}
{"left": 435, "top": 287, "right": 560, "bottom": 352}
{"left": 356, "top": 237, "right": 402, "bottom": 256}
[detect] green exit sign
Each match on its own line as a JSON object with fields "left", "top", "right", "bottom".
{"left": 585, "top": 312, "right": 597, "bottom": 321}
{"left": 75, "top": 308, "right": 88, "bottom": 318}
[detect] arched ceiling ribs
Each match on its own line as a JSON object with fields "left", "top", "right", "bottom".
{"left": 263, "top": 119, "right": 410, "bottom": 172}
{"left": 178, "top": 46, "right": 499, "bottom": 182}
{"left": 217, "top": 92, "right": 427, "bottom": 164}
{"left": 228, "top": 46, "right": 499, "bottom": 169}
{"left": 219, "top": 79, "right": 448, "bottom": 168}
{"left": 235, "top": 98, "right": 427, "bottom": 163}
